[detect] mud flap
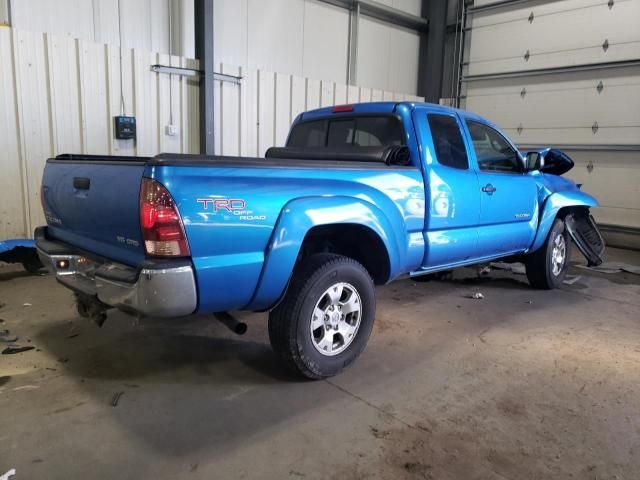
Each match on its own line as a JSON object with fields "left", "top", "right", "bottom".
{"left": 565, "top": 212, "right": 605, "bottom": 267}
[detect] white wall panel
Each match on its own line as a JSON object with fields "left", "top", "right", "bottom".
{"left": 10, "top": 0, "right": 193, "bottom": 56}
{"left": 302, "top": 1, "right": 349, "bottom": 83}
{"left": 388, "top": 27, "right": 420, "bottom": 95}
{"left": 10, "top": 0, "right": 95, "bottom": 42}
{"left": 358, "top": 17, "right": 391, "bottom": 93}
{"left": 0, "top": 27, "right": 26, "bottom": 239}
{"left": 248, "top": 0, "right": 305, "bottom": 76}
{"left": 357, "top": 17, "right": 421, "bottom": 94}
{"left": 213, "top": 0, "right": 249, "bottom": 68}
{"left": 1, "top": 1, "right": 10, "bottom": 24}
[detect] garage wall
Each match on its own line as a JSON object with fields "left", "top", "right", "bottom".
{"left": 212, "top": 64, "right": 423, "bottom": 159}
{"left": 0, "top": 27, "right": 200, "bottom": 240}
{"left": 6, "top": 0, "right": 195, "bottom": 57}
{"left": 462, "top": 0, "right": 640, "bottom": 244}
{"left": 0, "top": 26, "right": 422, "bottom": 241}
{"left": 213, "top": 0, "right": 422, "bottom": 94}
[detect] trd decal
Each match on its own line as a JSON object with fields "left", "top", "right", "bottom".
{"left": 196, "top": 198, "right": 266, "bottom": 221}
{"left": 197, "top": 198, "right": 246, "bottom": 212}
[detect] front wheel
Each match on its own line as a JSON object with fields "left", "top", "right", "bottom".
{"left": 268, "top": 254, "right": 376, "bottom": 379}
{"left": 525, "top": 218, "right": 572, "bottom": 289}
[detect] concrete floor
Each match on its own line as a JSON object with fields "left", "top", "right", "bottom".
{"left": 1, "top": 248, "right": 639, "bottom": 480}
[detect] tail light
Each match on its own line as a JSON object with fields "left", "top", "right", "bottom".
{"left": 140, "top": 178, "right": 190, "bottom": 257}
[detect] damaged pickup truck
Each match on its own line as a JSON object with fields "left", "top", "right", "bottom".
{"left": 36, "top": 102, "right": 604, "bottom": 378}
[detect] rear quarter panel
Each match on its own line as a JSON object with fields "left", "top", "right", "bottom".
{"left": 148, "top": 164, "right": 425, "bottom": 313}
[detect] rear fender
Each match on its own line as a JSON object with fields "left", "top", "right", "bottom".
{"left": 246, "top": 196, "right": 402, "bottom": 311}
{"left": 530, "top": 191, "right": 599, "bottom": 252}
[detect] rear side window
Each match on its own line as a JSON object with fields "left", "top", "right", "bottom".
{"left": 287, "top": 116, "right": 404, "bottom": 148}
{"left": 427, "top": 114, "right": 469, "bottom": 169}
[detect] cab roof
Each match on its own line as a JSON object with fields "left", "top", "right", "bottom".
{"left": 298, "top": 101, "right": 492, "bottom": 126}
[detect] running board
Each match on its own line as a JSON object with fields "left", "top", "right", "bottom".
{"left": 565, "top": 213, "right": 605, "bottom": 267}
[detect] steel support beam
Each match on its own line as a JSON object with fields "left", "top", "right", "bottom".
{"left": 318, "top": 0, "right": 427, "bottom": 32}
{"left": 418, "top": 0, "right": 447, "bottom": 102}
{"left": 346, "top": 2, "right": 360, "bottom": 85}
{"left": 194, "top": 0, "right": 214, "bottom": 155}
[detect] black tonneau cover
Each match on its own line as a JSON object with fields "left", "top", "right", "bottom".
{"left": 51, "top": 146, "right": 413, "bottom": 169}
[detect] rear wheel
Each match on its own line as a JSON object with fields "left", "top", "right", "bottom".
{"left": 526, "top": 218, "right": 572, "bottom": 289}
{"left": 268, "top": 254, "right": 376, "bottom": 379}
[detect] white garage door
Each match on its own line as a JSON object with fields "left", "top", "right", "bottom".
{"left": 461, "top": 0, "right": 640, "bottom": 246}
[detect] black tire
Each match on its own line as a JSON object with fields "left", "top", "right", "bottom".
{"left": 525, "top": 218, "right": 572, "bottom": 289}
{"left": 268, "top": 253, "right": 376, "bottom": 379}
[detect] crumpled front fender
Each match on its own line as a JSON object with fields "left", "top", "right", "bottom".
{"left": 530, "top": 190, "right": 599, "bottom": 252}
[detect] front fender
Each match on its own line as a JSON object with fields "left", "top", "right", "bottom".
{"left": 530, "top": 190, "right": 599, "bottom": 252}
{"left": 245, "top": 196, "right": 408, "bottom": 311}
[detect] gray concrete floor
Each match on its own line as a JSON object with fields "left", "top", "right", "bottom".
{"left": 1, "top": 248, "right": 639, "bottom": 480}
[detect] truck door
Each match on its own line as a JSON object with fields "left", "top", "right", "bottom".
{"left": 462, "top": 119, "right": 538, "bottom": 257}
{"left": 413, "top": 107, "right": 481, "bottom": 269}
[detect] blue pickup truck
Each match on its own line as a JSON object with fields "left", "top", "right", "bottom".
{"left": 36, "top": 102, "right": 604, "bottom": 378}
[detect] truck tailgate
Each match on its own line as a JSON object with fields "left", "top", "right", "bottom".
{"left": 41, "top": 159, "right": 146, "bottom": 266}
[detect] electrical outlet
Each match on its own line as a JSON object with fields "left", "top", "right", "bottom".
{"left": 165, "top": 124, "right": 178, "bottom": 136}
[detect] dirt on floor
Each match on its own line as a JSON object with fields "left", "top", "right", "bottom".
{"left": 0, "top": 248, "right": 639, "bottom": 479}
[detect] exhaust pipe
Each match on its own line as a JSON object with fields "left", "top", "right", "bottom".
{"left": 214, "top": 312, "right": 247, "bottom": 335}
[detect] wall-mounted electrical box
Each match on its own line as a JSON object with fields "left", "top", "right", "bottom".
{"left": 114, "top": 116, "right": 136, "bottom": 140}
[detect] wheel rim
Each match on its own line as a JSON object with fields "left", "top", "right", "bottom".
{"left": 310, "top": 282, "right": 362, "bottom": 357}
{"left": 551, "top": 233, "right": 566, "bottom": 276}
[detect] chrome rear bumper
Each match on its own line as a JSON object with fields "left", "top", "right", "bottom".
{"left": 35, "top": 227, "right": 197, "bottom": 317}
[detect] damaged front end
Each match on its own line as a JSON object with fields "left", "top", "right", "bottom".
{"left": 564, "top": 211, "right": 605, "bottom": 267}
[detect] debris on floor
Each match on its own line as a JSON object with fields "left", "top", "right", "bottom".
{"left": 490, "top": 261, "right": 526, "bottom": 275}
{"left": 563, "top": 275, "right": 582, "bottom": 285}
{"left": 23, "top": 303, "right": 32, "bottom": 307}
{"left": 0, "top": 468, "right": 16, "bottom": 480}
{"left": 576, "top": 262, "right": 640, "bottom": 275}
{"left": 478, "top": 265, "right": 491, "bottom": 276}
{"left": 2, "top": 345, "right": 35, "bottom": 355}
{"left": 0, "top": 329, "right": 18, "bottom": 343}
{"left": 111, "top": 391, "right": 124, "bottom": 407}
{"left": 470, "top": 292, "right": 484, "bottom": 300}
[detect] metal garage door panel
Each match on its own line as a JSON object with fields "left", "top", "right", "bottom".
{"left": 465, "top": 67, "right": 640, "bottom": 145}
{"left": 468, "top": 0, "right": 640, "bottom": 75}
{"left": 564, "top": 151, "right": 640, "bottom": 229}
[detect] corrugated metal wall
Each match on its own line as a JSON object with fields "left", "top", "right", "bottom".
{"left": 7, "top": 0, "right": 195, "bottom": 57}
{"left": 0, "top": 27, "right": 200, "bottom": 241}
{"left": 0, "top": 26, "right": 423, "bottom": 241}
{"left": 214, "top": 0, "right": 422, "bottom": 94}
{"left": 462, "top": 0, "right": 640, "bottom": 241}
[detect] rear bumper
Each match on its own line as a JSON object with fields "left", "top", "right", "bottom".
{"left": 35, "top": 227, "right": 197, "bottom": 317}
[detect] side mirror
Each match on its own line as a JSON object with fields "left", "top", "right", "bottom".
{"left": 525, "top": 148, "right": 574, "bottom": 175}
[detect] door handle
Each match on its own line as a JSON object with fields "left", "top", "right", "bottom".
{"left": 481, "top": 183, "right": 496, "bottom": 195}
